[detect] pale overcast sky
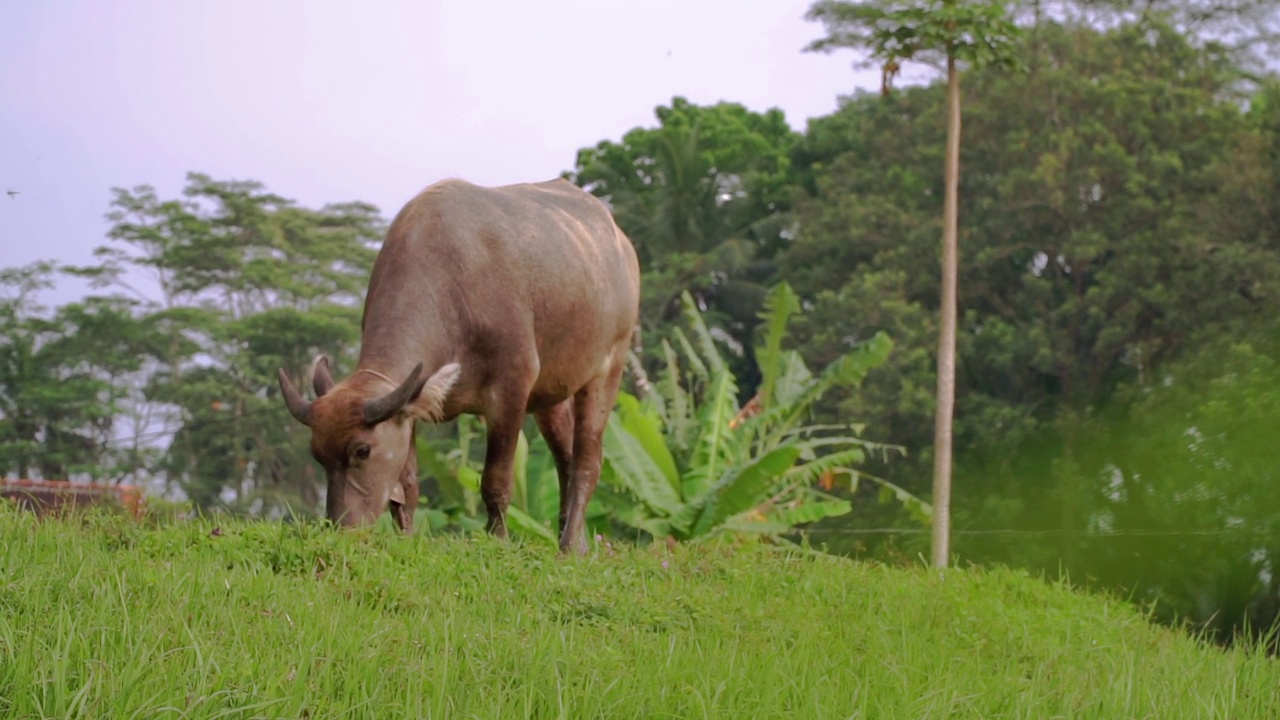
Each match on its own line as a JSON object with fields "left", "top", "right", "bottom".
{"left": 1, "top": 1, "right": 878, "bottom": 302}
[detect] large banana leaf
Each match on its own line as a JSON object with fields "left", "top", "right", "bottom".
{"left": 703, "top": 445, "right": 802, "bottom": 531}
{"left": 681, "top": 370, "right": 740, "bottom": 499}
{"left": 771, "top": 350, "right": 814, "bottom": 412}
{"left": 657, "top": 339, "right": 692, "bottom": 452}
{"left": 781, "top": 332, "right": 893, "bottom": 430}
{"left": 742, "top": 360, "right": 817, "bottom": 449}
{"left": 671, "top": 327, "right": 710, "bottom": 385}
{"left": 505, "top": 505, "right": 556, "bottom": 545}
{"left": 755, "top": 282, "right": 802, "bottom": 409}
{"left": 591, "top": 484, "right": 673, "bottom": 538}
{"left": 511, "top": 429, "right": 530, "bottom": 515}
{"left": 675, "top": 445, "right": 801, "bottom": 539}
{"left": 602, "top": 414, "right": 683, "bottom": 516}
{"left": 614, "top": 392, "right": 680, "bottom": 493}
{"left": 457, "top": 465, "right": 481, "bottom": 493}
{"left": 781, "top": 446, "right": 868, "bottom": 487}
{"left": 710, "top": 499, "right": 850, "bottom": 539}
{"left": 666, "top": 496, "right": 702, "bottom": 538}
{"left": 521, "top": 442, "right": 562, "bottom": 525}
{"left": 851, "top": 471, "right": 934, "bottom": 525}
{"left": 813, "top": 332, "right": 893, "bottom": 395}
{"left": 713, "top": 517, "right": 793, "bottom": 537}
{"left": 765, "top": 499, "right": 853, "bottom": 527}
{"left": 679, "top": 291, "right": 726, "bottom": 376}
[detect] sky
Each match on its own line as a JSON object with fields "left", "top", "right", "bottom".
{"left": 1, "top": 1, "right": 879, "bottom": 304}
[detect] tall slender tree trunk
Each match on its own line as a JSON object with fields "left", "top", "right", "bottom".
{"left": 931, "top": 54, "right": 961, "bottom": 569}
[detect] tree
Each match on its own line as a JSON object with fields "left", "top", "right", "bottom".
{"left": 0, "top": 263, "right": 153, "bottom": 483}
{"left": 566, "top": 97, "right": 802, "bottom": 396}
{"left": 92, "top": 173, "right": 383, "bottom": 513}
{"left": 1013, "top": 0, "right": 1280, "bottom": 70}
{"left": 804, "top": 0, "right": 1022, "bottom": 567}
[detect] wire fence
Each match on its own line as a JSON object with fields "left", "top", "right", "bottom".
{"left": 2, "top": 403, "right": 1277, "bottom": 540}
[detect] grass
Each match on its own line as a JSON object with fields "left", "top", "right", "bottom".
{"left": 0, "top": 506, "right": 1277, "bottom": 719}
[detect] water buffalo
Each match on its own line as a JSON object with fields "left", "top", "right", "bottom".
{"left": 278, "top": 178, "right": 640, "bottom": 554}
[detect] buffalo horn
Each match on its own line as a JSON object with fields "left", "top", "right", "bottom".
{"left": 363, "top": 363, "right": 427, "bottom": 425}
{"left": 278, "top": 368, "right": 313, "bottom": 426}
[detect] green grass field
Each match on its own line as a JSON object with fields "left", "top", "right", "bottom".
{"left": 1, "top": 507, "right": 1277, "bottom": 719}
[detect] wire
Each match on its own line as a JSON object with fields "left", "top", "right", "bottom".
{"left": 804, "top": 527, "right": 1276, "bottom": 537}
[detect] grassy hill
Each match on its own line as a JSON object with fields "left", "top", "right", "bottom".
{"left": 1, "top": 506, "right": 1276, "bottom": 718}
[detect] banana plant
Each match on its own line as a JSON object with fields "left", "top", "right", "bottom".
{"left": 414, "top": 415, "right": 595, "bottom": 546}
{"left": 598, "top": 283, "right": 930, "bottom": 543}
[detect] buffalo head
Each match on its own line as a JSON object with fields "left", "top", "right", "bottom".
{"left": 278, "top": 355, "right": 460, "bottom": 528}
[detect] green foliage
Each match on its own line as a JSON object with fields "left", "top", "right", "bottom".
{"left": 566, "top": 97, "right": 802, "bottom": 388}
{"left": 806, "top": 0, "right": 1024, "bottom": 70}
{"left": 415, "top": 420, "right": 566, "bottom": 544}
{"left": 958, "top": 327, "right": 1280, "bottom": 643}
{"left": 412, "top": 417, "right": 570, "bottom": 544}
{"left": 568, "top": 97, "right": 798, "bottom": 264}
{"left": 0, "top": 263, "right": 155, "bottom": 482}
{"left": 1023, "top": 0, "right": 1280, "bottom": 69}
{"left": 4, "top": 510, "right": 1280, "bottom": 718}
{"left": 55, "top": 173, "right": 384, "bottom": 511}
{"left": 412, "top": 416, "right": 488, "bottom": 533}
{"left": 784, "top": 19, "right": 1279, "bottom": 494}
{"left": 600, "top": 284, "right": 923, "bottom": 542}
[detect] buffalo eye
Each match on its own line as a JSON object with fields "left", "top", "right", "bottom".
{"left": 351, "top": 443, "right": 372, "bottom": 462}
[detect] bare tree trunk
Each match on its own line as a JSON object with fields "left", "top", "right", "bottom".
{"left": 931, "top": 54, "right": 961, "bottom": 569}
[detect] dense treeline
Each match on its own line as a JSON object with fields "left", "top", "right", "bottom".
{"left": 0, "top": 177, "right": 382, "bottom": 514}
{"left": 4, "top": 5, "right": 1280, "bottom": 642}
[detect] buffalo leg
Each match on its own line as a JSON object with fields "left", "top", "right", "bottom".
{"left": 534, "top": 399, "right": 575, "bottom": 538}
{"left": 480, "top": 393, "right": 528, "bottom": 539}
{"left": 562, "top": 358, "right": 625, "bottom": 554}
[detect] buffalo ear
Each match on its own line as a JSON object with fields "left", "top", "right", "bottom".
{"left": 311, "top": 355, "right": 335, "bottom": 397}
{"left": 407, "top": 363, "right": 461, "bottom": 422}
